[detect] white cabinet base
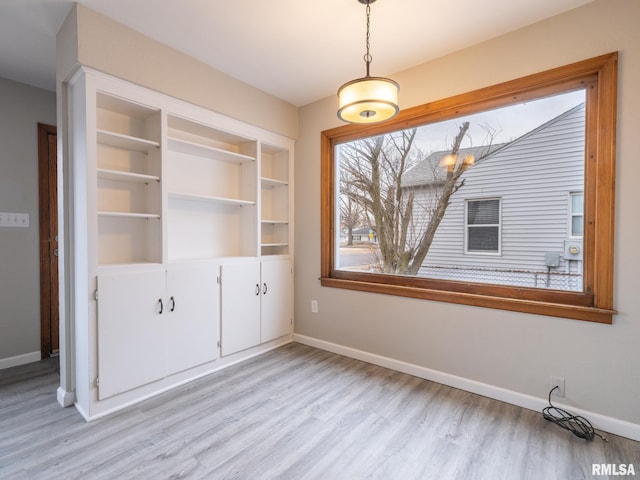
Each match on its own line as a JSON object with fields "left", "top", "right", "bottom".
{"left": 220, "top": 258, "right": 293, "bottom": 357}
{"left": 97, "top": 268, "right": 166, "bottom": 399}
{"left": 97, "top": 263, "right": 219, "bottom": 400}
{"left": 220, "top": 261, "right": 261, "bottom": 356}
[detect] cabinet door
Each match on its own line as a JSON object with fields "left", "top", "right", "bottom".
{"left": 261, "top": 259, "right": 292, "bottom": 343}
{"left": 97, "top": 269, "right": 166, "bottom": 399}
{"left": 165, "top": 263, "right": 219, "bottom": 375}
{"left": 220, "top": 261, "right": 261, "bottom": 356}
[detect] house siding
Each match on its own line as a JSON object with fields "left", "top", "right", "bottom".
{"left": 412, "top": 104, "right": 585, "bottom": 290}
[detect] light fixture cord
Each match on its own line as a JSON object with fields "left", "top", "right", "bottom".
{"left": 364, "top": 1, "right": 372, "bottom": 77}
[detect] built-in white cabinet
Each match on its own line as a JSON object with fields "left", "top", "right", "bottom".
{"left": 96, "top": 268, "right": 166, "bottom": 399}
{"left": 220, "top": 261, "right": 262, "bottom": 356}
{"left": 67, "top": 68, "right": 294, "bottom": 419}
{"left": 220, "top": 258, "right": 293, "bottom": 357}
{"left": 164, "top": 263, "right": 221, "bottom": 376}
{"left": 97, "top": 263, "right": 219, "bottom": 399}
{"left": 261, "top": 258, "right": 293, "bottom": 343}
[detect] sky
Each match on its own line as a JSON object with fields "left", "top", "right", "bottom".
{"left": 413, "top": 89, "right": 586, "bottom": 153}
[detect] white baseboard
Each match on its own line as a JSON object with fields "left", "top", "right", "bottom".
{"left": 57, "top": 386, "right": 75, "bottom": 407}
{"left": 294, "top": 334, "right": 640, "bottom": 442}
{"left": 0, "top": 351, "right": 41, "bottom": 370}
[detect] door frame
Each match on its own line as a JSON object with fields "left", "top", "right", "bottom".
{"left": 38, "top": 123, "right": 58, "bottom": 358}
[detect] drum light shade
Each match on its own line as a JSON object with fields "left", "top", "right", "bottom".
{"left": 337, "top": 76, "right": 399, "bottom": 124}
{"left": 337, "top": 0, "right": 399, "bottom": 124}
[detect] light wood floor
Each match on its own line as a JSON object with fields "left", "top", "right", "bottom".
{"left": 1, "top": 343, "right": 638, "bottom": 479}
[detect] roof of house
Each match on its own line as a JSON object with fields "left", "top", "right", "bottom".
{"left": 401, "top": 102, "right": 585, "bottom": 188}
{"left": 401, "top": 143, "right": 507, "bottom": 188}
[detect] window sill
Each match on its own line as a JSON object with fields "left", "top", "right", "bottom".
{"left": 320, "top": 276, "right": 615, "bottom": 324}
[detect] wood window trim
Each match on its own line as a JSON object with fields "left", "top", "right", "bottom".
{"left": 320, "top": 52, "right": 618, "bottom": 324}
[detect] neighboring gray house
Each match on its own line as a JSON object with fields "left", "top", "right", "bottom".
{"left": 402, "top": 103, "right": 585, "bottom": 291}
{"left": 340, "top": 227, "right": 378, "bottom": 244}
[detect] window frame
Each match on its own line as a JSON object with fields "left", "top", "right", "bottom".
{"left": 464, "top": 197, "right": 502, "bottom": 255}
{"left": 320, "top": 53, "right": 617, "bottom": 324}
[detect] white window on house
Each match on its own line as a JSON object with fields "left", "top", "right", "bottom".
{"left": 466, "top": 198, "right": 501, "bottom": 254}
{"left": 570, "top": 192, "right": 584, "bottom": 238}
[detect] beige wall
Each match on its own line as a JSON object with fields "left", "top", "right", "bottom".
{"left": 60, "top": 4, "right": 298, "bottom": 140}
{"left": 295, "top": 0, "right": 640, "bottom": 426}
{"left": 0, "top": 78, "right": 57, "bottom": 362}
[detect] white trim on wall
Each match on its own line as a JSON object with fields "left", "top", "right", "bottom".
{"left": 0, "top": 351, "right": 41, "bottom": 371}
{"left": 293, "top": 334, "right": 640, "bottom": 442}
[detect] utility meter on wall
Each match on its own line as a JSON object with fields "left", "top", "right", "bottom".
{"left": 564, "top": 239, "right": 583, "bottom": 260}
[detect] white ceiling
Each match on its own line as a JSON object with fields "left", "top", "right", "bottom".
{"left": 0, "top": 0, "right": 594, "bottom": 107}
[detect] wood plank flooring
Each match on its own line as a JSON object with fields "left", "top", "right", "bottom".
{"left": 1, "top": 343, "right": 638, "bottom": 479}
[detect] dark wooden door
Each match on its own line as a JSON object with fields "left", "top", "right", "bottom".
{"left": 38, "top": 123, "right": 59, "bottom": 357}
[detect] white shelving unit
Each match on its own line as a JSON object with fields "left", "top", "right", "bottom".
{"left": 67, "top": 68, "right": 294, "bottom": 420}
{"left": 95, "top": 91, "right": 161, "bottom": 266}
{"left": 260, "top": 142, "right": 290, "bottom": 256}
{"left": 166, "top": 114, "right": 258, "bottom": 261}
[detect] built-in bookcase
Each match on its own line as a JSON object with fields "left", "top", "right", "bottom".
{"left": 165, "top": 115, "right": 258, "bottom": 260}
{"left": 68, "top": 68, "right": 294, "bottom": 419}
{"left": 95, "top": 92, "right": 161, "bottom": 265}
{"left": 260, "top": 143, "right": 290, "bottom": 256}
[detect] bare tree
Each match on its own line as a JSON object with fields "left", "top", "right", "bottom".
{"left": 339, "top": 194, "right": 363, "bottom": 246}
{"left": 339, "top": 122, "right": 477, "bottom": 275}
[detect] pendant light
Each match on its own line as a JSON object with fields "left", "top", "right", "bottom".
{"left": 337, "top": 0, "right": 399, "bottom": 124}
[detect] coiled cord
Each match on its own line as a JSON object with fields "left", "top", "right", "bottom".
{"left": 542, "top": 386, "right": 607, "bottom": 442}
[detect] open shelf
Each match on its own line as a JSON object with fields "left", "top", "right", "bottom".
{"left": 97, "top": 129, "right": 159, "bottom": 152}
{"left": 167, "top": 195, "right": 257, "bottom": 260}
{"left": 168, "top": 192, "right": 256, "bottom": 207}
{"left": 261, "top": 219, "right": 288, "bottom": 225}
{"left": 261, "top": 177, "right": 288, "bottom": 188}
{"left": 168, "top": 137, "right": 255, "bottom": 164}
{"left": 97, "top": 168, "right": 160, "bottom": 184}
{"left": 98, "top": 214, "right": 162, "bottom": 265}
{"left": 96, "top": 92, "right": 160, "bottom": 145}
{"left": 260, "top": 142, "right": 290, "bottom": 257}
{"left": 98, "top": 211, "right": 161, "bottom": 219}
{"left": 167, "top": 114, "right": 256, "bottom": 160}
{"left": 95, "top": 91, "right": 163, "bottom": 266}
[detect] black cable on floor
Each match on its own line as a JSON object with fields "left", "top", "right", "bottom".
{"left": 542, "top": 386, "right": 607, "bottom": 442}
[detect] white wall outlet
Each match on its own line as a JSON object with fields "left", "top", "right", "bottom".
{"left": 311, "top": 300, "right": 318, "bottom": 313}
{"left": 550, "top": 376, "right": 565, "bottom": 397}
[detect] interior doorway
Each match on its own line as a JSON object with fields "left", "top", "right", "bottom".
{"left": 38, "top": 123, "right": 59, "bottom": 358}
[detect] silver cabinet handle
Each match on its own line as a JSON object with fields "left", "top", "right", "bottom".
{"left": 170, "top": 296, "right": 175, "bottom": 312}
{"left": 158, "top": 298, "right": 164, "bottom": 314}
{"left": 255, "top": 284, "right": 260, "bottom": 296}
{"left": 263, "top": 283, "right": 268, "bottom": 295}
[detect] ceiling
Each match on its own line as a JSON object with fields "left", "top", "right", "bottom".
{"left": 0, "top": 0, "right": 594, "bottom": 107}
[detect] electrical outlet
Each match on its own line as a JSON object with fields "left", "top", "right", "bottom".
{"left": 550, "top": 376, "right": 565, "bottom": 397}
{"left": 311, "top": 300, "right": 318, "bottom": 313}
